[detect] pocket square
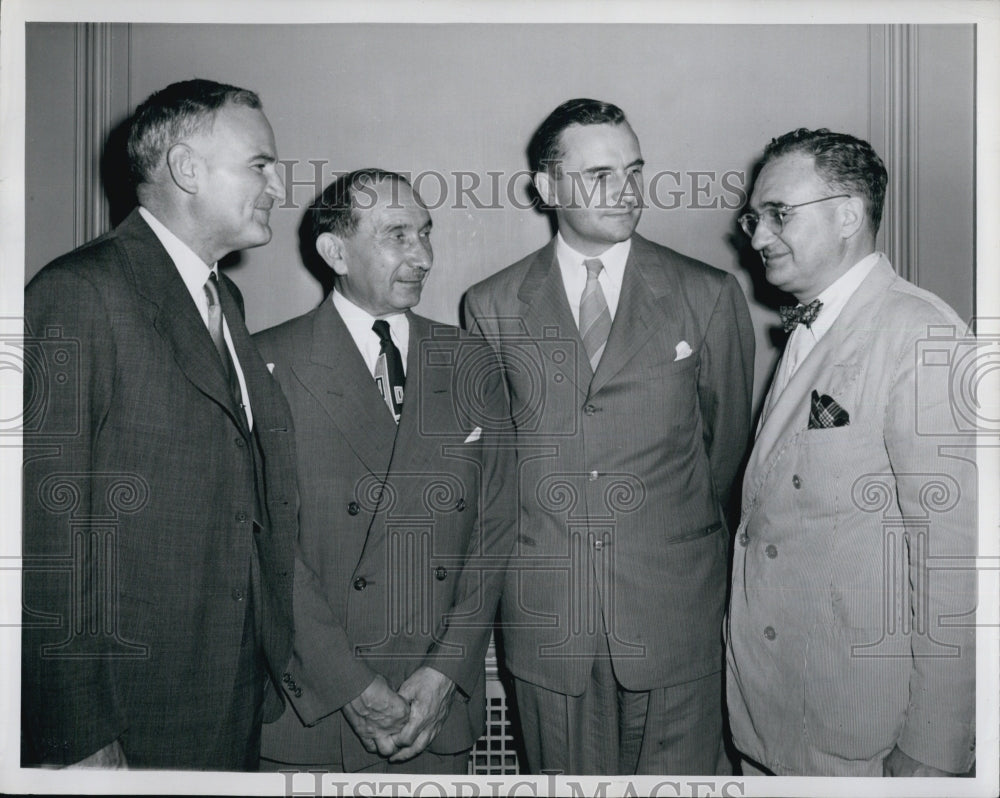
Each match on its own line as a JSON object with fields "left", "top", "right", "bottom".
{"left": 674, "top": 340, "right": 693, "bottom": 361}
{"left": 266, "top": 362, "right": 275, "bottom": 374}
{"left": 808, "top": 390, "right": 850, "bottom": 429}
{"left": 464, "top": 427, "right": 482, "bottom": 443}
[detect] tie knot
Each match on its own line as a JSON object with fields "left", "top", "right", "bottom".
{"left": 779, "top": 299, "right": 823, "bottom": 332}
{"left": 583, "top": 258, "right": 604, "bottom": 279}
{"left": 372, "top": 319, "right": 392, "bottom": 343}
{"left": 204, "top": 271, "right": 220, "bottom": 306}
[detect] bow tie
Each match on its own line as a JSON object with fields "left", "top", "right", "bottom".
{"left": 779, "top": 299, "right": 823, "bottom": 332}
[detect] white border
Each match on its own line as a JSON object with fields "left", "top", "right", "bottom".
{"left": 2, "top": 1, "right": 997, "bottom": 796}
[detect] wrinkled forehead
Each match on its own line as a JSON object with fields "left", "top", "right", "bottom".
{"left": 750, "top": 153, "right": 825, "bottom": 208}
{"left": 353, "top": 178, "right": 431, "bottom": 229}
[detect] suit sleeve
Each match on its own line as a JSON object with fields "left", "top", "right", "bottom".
{"left": 697, "top": 273, "right": 755, "bottom": 520}
{"left": 281, "top": 542, "right": 380, "bottom": 725}
{"left": 885, "top": 325, "right": 977, "bottom": 773}
{"left": 22, "top": 268, "right": 127, "bottom": 765}
{"left": 422, "top": 345, "right": 516, "bottom": 696}
{"left": 261, "top": 361, "right": 379, "bottom": 726}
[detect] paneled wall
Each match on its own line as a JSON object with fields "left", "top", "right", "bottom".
{"left": 24, "top": 23, "right": 976, "bottom": 415}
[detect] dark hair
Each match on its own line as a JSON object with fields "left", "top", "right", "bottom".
{"left": 126, "top": 78, "right": 261, "bottom": 186}
{"left": 760, "top": 128, "right": 888, "bottom": 234}
{"left": 308, "top": 169, "right": 413, "bottom": 244}
{"left": 527, "top": 98, "right": 628, "bottom": 174}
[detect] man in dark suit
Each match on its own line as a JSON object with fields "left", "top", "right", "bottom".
{"left": 255, "top": 169, "right": 515, "bottom": 774}
{"left": 21, "top": 79, "right": 297, "bottom": 770}
{"left": 464, "top": 99, "right": 755, "bottom": 775}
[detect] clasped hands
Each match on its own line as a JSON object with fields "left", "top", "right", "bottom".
{"left": 342, "top": 667, "right": 456, "bottom": 763}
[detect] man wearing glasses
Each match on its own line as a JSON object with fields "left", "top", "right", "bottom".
{"left": 725, "top": 129, "right": 976, "bottom": 777}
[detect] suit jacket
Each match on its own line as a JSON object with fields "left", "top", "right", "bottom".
{"left": 464, "top": 234, "right": 755, "bottom": 694}
{"left": 725, "top": 256, "right": 977, "bottom": 775}
{"left": 21, "top": 209, "right": 297, "bottom": 769}
{"left": 254, "top": 300, "right": 515, "bottom": 770}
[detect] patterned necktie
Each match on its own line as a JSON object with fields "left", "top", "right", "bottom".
{"left": 579, "top": 258, "right": 612, "bottom": 371}
{"left": 372, "top": 319, "right": 405, "bottom": 422}
{"left": 779, "top": 299, "right": 823, "bottom": 332}
{"left": 204, "top": 272, "right": 243, "bottom": 410}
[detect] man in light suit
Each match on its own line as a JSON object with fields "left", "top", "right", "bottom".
{"left": 22, "top": 79, "right": 297, "bottom": 769}
{"left": 464, "top": 98, "right": 755, "bottom": 775}
{"left": 256, "top": 169, "right": 515, "bottom": 773}
{"left": 726, "top": 128, "right": 976, "bottom": 776}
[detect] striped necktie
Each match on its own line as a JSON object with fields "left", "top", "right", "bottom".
{"left": 372, "top": 319, "right": 405, "bottom": 422}
{"left": 579, "top": 258, "right": 612, "bottom": 371}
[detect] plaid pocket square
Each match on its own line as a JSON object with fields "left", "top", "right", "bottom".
{"left": 808, "top": 390, "right": 850, "bottom": 429}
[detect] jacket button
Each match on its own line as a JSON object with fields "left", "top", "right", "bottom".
{"left": 588, "top": 470, "right": 599, "bottom": 481}
{"left": 764, "top": 626, "right": 776, "bottom": 640}
{"left": 236, "top": 511, "right": 247, "bottom": 523}
{"left": 347, "top": 501, "right": 360, "bottom": 515}
{"left": 232, "top": 588, "right": 245, "bottom": 601}
{"left": 593, "top": 539, "right": 603, "bottom": 550}
{"left": 455, "top": 498, "right": 466, "bottom": 512}
{"left": 353, "top": 577, "right": 367, "bottom": 591}
{"left": 765, "top": 544, "right": 778, "bottom": 559}
{"left": 738, "top": 533, "right": 749, "bottom": 546}
{"left": 792, "top": 474, "right": 802, "bottom": 489}
{"left": 584, "top": 404, "right": 597, "bottom": 415}
{"left": 235, "top": 437, "right": 245, "bottom": 448}
{"left": 435, "top": 567, "right": 448, "bottom": 581}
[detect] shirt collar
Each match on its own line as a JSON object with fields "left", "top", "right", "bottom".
{"left": 555, "top": 232, "right": 631, "bottom": 280}
{"left": 139, "top": 206, "right": 216, "bottom": 295}
{"left": 806, "top": 252, "right": 882, "bottom": 341}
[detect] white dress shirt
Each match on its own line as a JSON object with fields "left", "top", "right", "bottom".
{"left": 763, "top": 251, "right": 882, "bottom": 421}
{"left": 555, "top": 233, "right": 631, "bottom": 327}
{"left": 331, "top": 289, "right": 410, "bottom": 376}
{"left": 139, "top": 206, "right": 253, "bottom": 429}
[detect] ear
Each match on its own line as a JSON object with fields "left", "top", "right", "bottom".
{"left": 838, "top": 196, "right": 867, "bottom": 240}
{"left": 316, "top": 232, "right": 349, "bottom": 276}
{"left": 533, "top": 170, "right": 558, "bottom": 207}
{"left": 165, "top": 143, "right": 198, "bottom": 194}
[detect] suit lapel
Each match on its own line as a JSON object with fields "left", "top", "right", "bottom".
{"left": 118, "top": 210, "right": 246, "bottom": 428}
{"left": 517, "top": 242, "right": 591, "bottom": 400}
{"left": 590, "top": 235, "right": 680, "bottom": 395}
{"left": 384, "top": 314, "right": 445, "bottom": 478}
{"left": 291, "top": 298, "right": 397, "bottom": 475}
{"left": 744, "top": 257, "right": 898, "bottom": 510}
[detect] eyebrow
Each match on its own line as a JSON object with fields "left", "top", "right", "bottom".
{"left": 581, "top": 158, "right": 645, "bottom": 175}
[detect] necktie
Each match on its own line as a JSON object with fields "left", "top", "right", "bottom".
{"left": 204, "top": 272, "right": 243, "bottom": 410}
{"left": 779, "top": 299, "right": 823, "bottom": 332}
{"left": 372, "top": 319, "right": 405, "bottom": 422}
{"left": 579, "top": 258, "right": 612, "bottom": 371}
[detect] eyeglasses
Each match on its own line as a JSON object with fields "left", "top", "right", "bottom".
{"left": 738, "top": 194, "right": 851, "bottom": 237}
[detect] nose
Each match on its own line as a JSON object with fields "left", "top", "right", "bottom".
{"left": 619, "top": 170, "right": 643, "bottom": 209}
{"left": 409, "top": 237, "right": 433, "bottom": 272}
{"left": 750, "top": 219, "right": 774, "bottom": 251}
{"left": 265, "top": 163, "right": 285, "bottom": 201}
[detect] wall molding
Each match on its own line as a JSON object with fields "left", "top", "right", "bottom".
{"left": 869, "top": 24, "right": 919, "bottom": 282}
{"left": 74, "top": 23, "right": 131, "bottom": 247}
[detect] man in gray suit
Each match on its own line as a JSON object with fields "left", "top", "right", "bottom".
{"left": 256, "top": 169, "right": 515, "bottom": 773}
{"left": 726, "top": 128, "right": 976, "bottom": 777}
{"left": 464, "top": 99, "right": 755, "bottom": 775}
{"left": 22, "top": 79, "right": 297, "bottom": 770}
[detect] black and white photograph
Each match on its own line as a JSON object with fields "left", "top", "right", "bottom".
{"left": 2, "top": 1, "right": 997, "bottom": 796}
